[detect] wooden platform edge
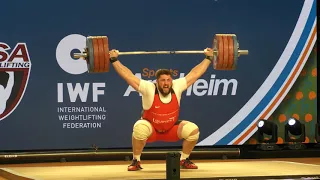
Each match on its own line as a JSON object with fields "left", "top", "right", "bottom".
{"left": 0, "top": 168, "right": 37, "bottom": 180}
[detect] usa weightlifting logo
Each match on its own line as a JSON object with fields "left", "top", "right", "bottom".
{"left": 0, "top": 42, "right": 31, "bottom": 121}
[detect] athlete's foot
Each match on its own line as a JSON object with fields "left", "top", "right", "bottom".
{"left": 128, "top": 159, "right": 143, "bottom": 171}
{"left": 180, "top": 158, "right": 198, "bottom": 169}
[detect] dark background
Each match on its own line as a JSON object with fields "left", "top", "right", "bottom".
{"left": 0, "top": 0, "right": 308, "bottom": 150}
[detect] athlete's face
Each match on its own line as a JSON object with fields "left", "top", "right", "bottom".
{"left": 157, "top": 74, "right": 173, "bottom": 96}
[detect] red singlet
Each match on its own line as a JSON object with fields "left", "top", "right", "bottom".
{"left": 142, "top": 87, "right": 180, "bottom": 132}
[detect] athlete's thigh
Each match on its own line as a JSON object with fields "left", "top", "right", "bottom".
{"left": 145, "top": 121, "right": 157, "bottom": 143}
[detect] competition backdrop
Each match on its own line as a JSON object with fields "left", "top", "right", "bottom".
{"left": 0, "top": 0, "right": 317, "bottom": 150}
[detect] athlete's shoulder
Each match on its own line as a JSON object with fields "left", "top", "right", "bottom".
{"left": 173, "top": 77, "right": 187, "bottom": 87}
{"left": 140, "top": 79, "right": 154, "bottom": 86}
{"left": 139, "top": 79, "right": 156, "bottom": 94}
{"left": 172, "top": 77, "right": 187, "bottom": 93}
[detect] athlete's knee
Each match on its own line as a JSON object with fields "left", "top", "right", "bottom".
{"left": 132, "top": 120, "right": 152, "bottom": 141}
{"left": 181, "top": 121, "right": 199, "bottom": 141}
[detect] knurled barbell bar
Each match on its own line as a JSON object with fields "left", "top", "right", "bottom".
{"left": 73, "top": 34, "right": 249, "bottom": 73}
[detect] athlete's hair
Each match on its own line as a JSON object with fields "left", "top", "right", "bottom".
{"left": 155, "top": 69, "right": 172, "bottom": 79}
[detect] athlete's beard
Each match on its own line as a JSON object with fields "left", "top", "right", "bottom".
{"left": 158, "top": 85, "right": 172, "bottom": 97}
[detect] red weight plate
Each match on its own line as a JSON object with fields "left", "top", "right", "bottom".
{"left": 227, "top": 35, "right": 235, "bottom": 70}
{"left": 222, "top": 35, "right": 229, "bottom": 69}
{"left": 92, "top": 38, "right": 100, "bottom": 73}
{"left": 217, "top": 35, "right": 224, "bottom": 70}
{"left": 97, "top": 37, "right": 105, "bottom": 72}
{"left": 102, "top": 37, "right": 110, "bottom": 72}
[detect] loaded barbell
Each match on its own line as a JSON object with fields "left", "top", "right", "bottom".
{"left": 73, "top": 34, "right": 248, "bottom": 73}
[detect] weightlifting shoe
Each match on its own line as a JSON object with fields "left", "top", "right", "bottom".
{"left": 127, "top": 159, "right": 143, "bottom": 171}
{"left": 180, "top": 158, "right": 198, "bottom": 169}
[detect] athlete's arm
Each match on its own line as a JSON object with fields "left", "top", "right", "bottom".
{"left": 110, "top": 49, "right": 140, "bottom": 91}
{"left": 184, "top": 48, "right": 213, "bottom": 88}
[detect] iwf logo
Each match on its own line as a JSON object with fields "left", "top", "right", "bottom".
{"left": 0, "top": 42, "right": 31, "bottom": 121}
{"left": 56, "top": 34, "right": 87, "bottom": 75}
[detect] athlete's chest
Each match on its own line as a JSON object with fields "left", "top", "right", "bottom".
{"left": 151, "top": 94, "right": 178, "bottom": 111}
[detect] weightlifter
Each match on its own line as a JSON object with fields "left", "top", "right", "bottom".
{"left": 109, "top": 48, "right": 214, "bottom": 171}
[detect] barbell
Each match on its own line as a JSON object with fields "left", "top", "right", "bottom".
{"left": 73, "top": 34, "right": 249, "bottom": 73}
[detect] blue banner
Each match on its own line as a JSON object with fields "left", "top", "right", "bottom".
{"left": 0, "top": 0, "right": 316, "bottom": 150}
